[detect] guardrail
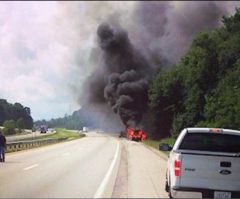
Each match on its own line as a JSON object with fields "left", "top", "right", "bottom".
{"left": 6, "top": 138, "right": 68, "bottom": 153}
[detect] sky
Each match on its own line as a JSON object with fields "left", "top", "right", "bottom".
{"left": 0, "top": 1, "right": 239, "bottom": 122}
{"left": 0, "top": 1, "right": 105, "bottom": 121}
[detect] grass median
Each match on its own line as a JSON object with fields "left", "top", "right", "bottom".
{"left": 142, "top": 137, "right": 175, "bottom": 156}
{"left": 22, "top": 129, "right": 85, "bottom": 141}
{"left": 6, "top": 129, "right": 85, "bottom": 153}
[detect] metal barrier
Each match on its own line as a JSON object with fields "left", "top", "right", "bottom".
{"left": 6, "top": 138, "right": 68, "bottom": 153}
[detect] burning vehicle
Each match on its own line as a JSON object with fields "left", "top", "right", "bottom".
{"left": 125, "top": 126, "right": 147, "bottom": 142}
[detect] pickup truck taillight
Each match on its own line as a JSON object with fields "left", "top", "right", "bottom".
{"left": 174, "top": 160, "right": 181, "bottom": 177}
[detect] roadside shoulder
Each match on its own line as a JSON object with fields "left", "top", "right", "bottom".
{"left": 142, "top": 143, "right": 168, "bottom": 161}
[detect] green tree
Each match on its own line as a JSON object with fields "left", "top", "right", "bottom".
{"left": 148, "top": 7, "right": 240, "bottom": 138}
{"left": 148, "top": 65, "right": 185, "bottom": 138}
{"left": 202, "top": 60, "right": 240, "bottom": 129}
{"left": 23, "top": 114, "right": 33, "bottom": 129}
{"left": 3, "top": 120, "right": 16, "bottom": 135}
{"left": 16, "top": 118, "right": 25, "bottom": 134}
{"left": 0, "top": 99, "right": 33, "bottom": 129}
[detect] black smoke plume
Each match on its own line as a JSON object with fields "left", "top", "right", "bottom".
{"left": 78, "top": 1, "right": 239, "bottom": 133}
{"left": 97, "top": 23, "right": 154, "bottom": 128}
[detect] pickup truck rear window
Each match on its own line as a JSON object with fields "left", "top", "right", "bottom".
{"left": 179, "top": 133, "right": 240, "bottom": 153}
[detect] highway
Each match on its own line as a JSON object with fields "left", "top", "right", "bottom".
{"left": 6, "top": 129, "right": 56, "bottom": 142}
{"left": 0, "top": 131, "right": 168, "bottom": 198}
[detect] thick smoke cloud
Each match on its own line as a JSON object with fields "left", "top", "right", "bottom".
{"left": 130, "top": 1, "right": 231, "bottom": 65}
{"left": 78, "top": 1, "right": 240, "bottom": 132}
{"left": 81, "top": 24, "right": 154, "bottom": 130}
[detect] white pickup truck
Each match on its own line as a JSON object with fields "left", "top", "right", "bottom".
{"left": 159, "top": 128, "right": 240, "bottom": 198}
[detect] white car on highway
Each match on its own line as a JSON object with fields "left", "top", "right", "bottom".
{"left": 159, "top": 127, "right": 240, "bottom": 198}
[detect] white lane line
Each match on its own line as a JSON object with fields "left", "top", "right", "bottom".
{"left": 62, "top": 153, "right": 70, "bottom": 157}
{"left": 93, "top": 140, "right": 120, "bottom": 198}
{"left": 23, "top": 164, "right": 39, "bottom": 171}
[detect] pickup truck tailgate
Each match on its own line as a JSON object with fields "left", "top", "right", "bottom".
{"left": 180, "top": 153, "right": 240, "bottom": 191}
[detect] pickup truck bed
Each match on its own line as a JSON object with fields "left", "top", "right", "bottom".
{"left": 161, "top": 128, "right": 240, "bottom": 198}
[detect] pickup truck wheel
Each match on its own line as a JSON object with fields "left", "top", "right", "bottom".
{"left": 168, "top": 181, "right": 173, "bottom": 198}
{"left": 169, "top": 191, "right": 173, "bottom": 199}
{"left": 165, "top": 172, "right": 169, "bottom": 192}
{"left": 165, "top": 180, "right": 169, "bottom": 192}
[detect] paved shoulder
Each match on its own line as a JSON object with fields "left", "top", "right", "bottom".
{"left": 112, "top": 139, "right": 168, "bottom": 198}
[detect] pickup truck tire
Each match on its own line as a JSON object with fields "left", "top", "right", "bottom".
{"left": 165, "top": 180, "right": 169, "bottom": 192}
{"left": 165, "top": 171, "right": 170, "bottom": 192}
{"left": 169, "top": 191, "right": 173, "bottom": 199}
{"left": 168, "top": 180, "right": 173, "bottom": 198}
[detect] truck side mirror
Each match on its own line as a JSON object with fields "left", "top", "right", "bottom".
{"left": 159, "top": 143, "right": 172, "bottom": 151}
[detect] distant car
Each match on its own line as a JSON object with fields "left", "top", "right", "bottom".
{"left": 159, "top": 127, "right": 240, "bottom": 198}
{"left": 83, "top": 127, "right": 89, "bottom": 132}
{"left": 119, "top": 131, "right": 127, "bottom": 138}
{"left": 40, "top": 126, "right": 47, "bottom": 133}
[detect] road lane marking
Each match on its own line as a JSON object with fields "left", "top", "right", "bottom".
{"left": 62, "top": 153, "right": 70, "bottom": 157}
{"left": 23, "top": 164, "right": 39, "bottom": 171}
{"left": 94, "top": 140, "right": 120, "bottom": 198}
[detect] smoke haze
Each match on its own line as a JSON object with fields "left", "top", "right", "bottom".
{"left": 73, "top": 1, "right": 240, "bottom": 132}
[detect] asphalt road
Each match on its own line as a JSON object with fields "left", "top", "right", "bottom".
{"left": 0, "top": 131, "right": 169, "bottom": 198}
{"left": 0, "top": 132, "right": 119, "bottom": 198}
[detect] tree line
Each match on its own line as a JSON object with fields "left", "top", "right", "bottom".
{"left": 0, "top": 97, "right": 88, "bottom": 135}
{"left": 148, "top": 7, "right": 240, "bottom": 139}
{"left": 34, "top": 109, "right": 88, "bottom": 131}
{"left": 0, "top": 99, "right": 33, "bottom": 135}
